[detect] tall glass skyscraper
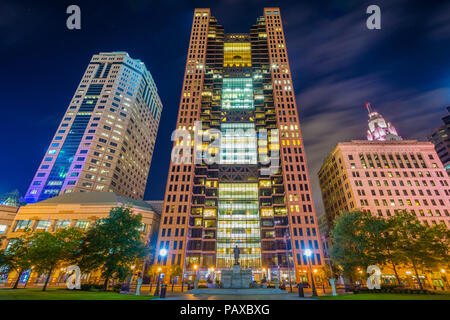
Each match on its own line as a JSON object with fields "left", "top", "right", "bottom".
{"left": 25, "top": 52, "right": 162, "bottom": 203}
{"left": 156, "top": 8, "right": 323, "bottom": 283}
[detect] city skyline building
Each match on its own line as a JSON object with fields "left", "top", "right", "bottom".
{"left": 0, "top": 204, "right": 19, "bottom": 248}
{"left": 428, "top": 106, "right": 450, "bottom": 175}
{"left": 366, "top": 103, "right": 402, "bottom": 141}
{"left": 318, "top": 140, "right": 450, "bottom": 233}
{"left": 156, "top": 8, "right": 323, "bottom": 284}
{"left": 1, "top": 192, "right": 161, "bottom": 286}
{"left": 24, "top": 52, "right": 163, "bottom": 203}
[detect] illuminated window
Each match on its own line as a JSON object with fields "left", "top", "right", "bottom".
{"left": 137, "top": 223, "right": 147, "bottom": 233}
{"left": 204, "top": 208, "right": 217, "bottom": 217}
{"left": 260, "top": 208, "right": 274, "bottom": 217}
{"left": 259, "top": 180, "right": 271, "bottom": 188}
{"left": 54, "top": 219, "right": 71, "bottom": 230}
{"left": 220, "top": 123, "right": 257, "bottom": 164}
{"left": 75, "top": 220, "right": 90, "bottom": 231}
{"left": 35, "top": 220, "right": 51, "bottom": 231}
{"left": 221, "top": 78, "right": 254, "bottom": 110}
{"left": 223, "top": 42, "right": 251, "bottom": 67}
{"left": 191, "top": 207, "right": 203, "bottom": 215}
{"left": 13, "top": 220, "right": 32, "bottom": 232}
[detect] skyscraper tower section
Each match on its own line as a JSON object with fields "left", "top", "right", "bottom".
{"left": 366, "top": 103, "right": 402, "bottom": 141}
{"left": 25, "top": 52, "right": 162, "bottom": 203}
{"left": 156, "top": 8, "right": 323, "bottom": 283}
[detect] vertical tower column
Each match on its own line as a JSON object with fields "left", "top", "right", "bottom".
{"left": 264, "top": 8, "right": 324, "bottom": 281}
{"left": 155, "top": 9, "right": 211, "bottom": 274}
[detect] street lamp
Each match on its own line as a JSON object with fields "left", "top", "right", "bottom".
{"left": 159, "top": 248, "right": 168, "bottom": 258}
{"left": 193, "top": 264, "right": 199, "bottom": 289}
{"left": 208, "top": 266, "right": 215, "bottom": 285}
{"left": 441, "top": 269, "right": 448, "bottom": 289}
{"left": 154, "top": 249, "right": 168, "bottom": 296}
{"left": 304, "top": 249, "right": 318, "bottom": 297}
{"left": 153, "top": 267, "right": 162, "bottom": 296}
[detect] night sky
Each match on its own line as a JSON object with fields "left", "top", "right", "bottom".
{"left": 1, "top": 0, "right": 449, "bottom": 214}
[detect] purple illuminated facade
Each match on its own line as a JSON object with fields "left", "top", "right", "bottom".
{"left": 25, "top": 52, "right": 162, "bottom": 203}
{"left": 366, "top": 103, "right": 402, "bottom": 141}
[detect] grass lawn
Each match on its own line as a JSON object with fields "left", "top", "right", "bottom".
{"left": 317, "top": 293, "right": 450, "bottom": 300}
{"left": 0, "top": 288, "right": 156, "bottom": 300}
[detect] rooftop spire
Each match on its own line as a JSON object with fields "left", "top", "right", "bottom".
{"left": 366, "top": 104, "right": 402, "bottom": 141}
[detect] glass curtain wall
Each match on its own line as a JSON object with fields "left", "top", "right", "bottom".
{"left": 220, "top": 123, "right": 257, "bottom": 164}
{"left": 222, "top": 78, "right": 253, "bottom": 109}
{"left": 223, "top": 42, "right": 252, "bottom": 67}
{"left": 217, "top": 183, "right": 261, "bottom": 268}
{"left": 216, "top": 38, "right": 262, "bottom": 269}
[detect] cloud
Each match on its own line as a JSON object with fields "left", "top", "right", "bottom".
{"left": 278, "top": 0, "right": 450, "bottom": 215}
{"left": 299, "top": 75, "right": 450, "bottom": 213}
{"left": 426, "top": 2, "right": 450, "bottom": 41}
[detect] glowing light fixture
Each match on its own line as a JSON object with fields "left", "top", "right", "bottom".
{"left": 304, "top": 249, "right": 312, "bottom": 257}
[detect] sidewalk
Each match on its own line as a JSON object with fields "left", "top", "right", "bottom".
{"left": 151, "top": 289, "right": 324, "bottom": 300}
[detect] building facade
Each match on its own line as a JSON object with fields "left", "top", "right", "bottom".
{"left": 428, "top": 106, "right": 450, "bottom": 175}
{"left": 156, "top": 8, "right": 323, "bottom": 284}
{"left": 1, "top": 192, "right": 160, "bottom": 286}
{"left": 318, "top": 140, "right": 450, "bottom": 231}
{"left": 25, "top": 52, "right": 163, "bottom": 203}
{"left": 0, "top": 205, "right": 19, "bottom": 248}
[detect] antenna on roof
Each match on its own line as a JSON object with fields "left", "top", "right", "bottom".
{"left": 365, "top": 102, "right": 372, "bottom": 114}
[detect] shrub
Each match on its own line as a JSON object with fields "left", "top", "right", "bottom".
{"left": 113, "top": 283, "right": 123, "bottom": 292}
{"left": 120, "top": 283, "right": 130, "bottom": 292}
{"left": 80, "top": 283, "right": 105, "bottom": 291}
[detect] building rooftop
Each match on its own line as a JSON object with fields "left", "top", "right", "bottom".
{"left": 26, "top": 191, "right": 159, "bottom": 214}
{"left": 319, "top": 139, "right": 435, "bottom": 170}
{"left": 345, "top": 139, "right": 432, "bottom": 145}
{"left": 145, "top": 200, "right": 164, "bottom": 216}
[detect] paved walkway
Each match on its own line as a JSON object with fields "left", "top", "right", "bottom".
{"left": 153, "top": 291, "right": 317, "bottom": 300}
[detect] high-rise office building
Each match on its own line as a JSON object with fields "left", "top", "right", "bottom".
{"left": 319, "top": 109, "right": 450, "bottom": 232}
{"left": 428, "top": 106, "right": 450, "bottom": 175}
{"left": 25, "top": 52, "right": 162, "bottom": 203}
{"left": 156, "top": 8, "right": 323, "bottom": 283}
{"left": 319, "top": 140, "right": 450, "bottom": 230}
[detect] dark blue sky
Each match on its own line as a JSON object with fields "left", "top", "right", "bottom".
{"left": 1, "top": 0, "right": 449, "bottom": 213}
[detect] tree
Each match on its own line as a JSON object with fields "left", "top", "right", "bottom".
{"left": 329, "top": 209, "right": 450, "bottom": 289}
{"left": 77, "top": 206, "right": 147, "bottom": 290}
{"left": 169, "top": 264, "right": 183, "bottom": 292}
{"left": 0, "top": 235, "right": 33, "bottom": 289}
{"left": 391, "top": 211, "right": 450, "bottom": 290}
{"left": 374, "top": 218, "right": 407, "bottom": 286}
{"left": 28, "top": 228, "right": 83, "bottom": 291}
{"left": 329, "top": 210, "right": 378, "bottom": 282}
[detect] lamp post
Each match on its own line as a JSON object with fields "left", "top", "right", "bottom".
{"left": 283, "top": 231, "right": 294, "bottom": 292}
{"left": 154, "top": 248, "right": 168, "bottom": 296}
{"left": 441, "top": 269, "right": 448, "bottom": 290}
{"left": 304, "top": 249, "right": 318, "bottom": 297}
{"left": 193, "top": 264, "right": 199, "bottom": 289}
{"left": 210, "top": 267, "right": 215, "bottom": 285}
{"left": 154, "top": 267, "right": 162, "bottom": 296}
